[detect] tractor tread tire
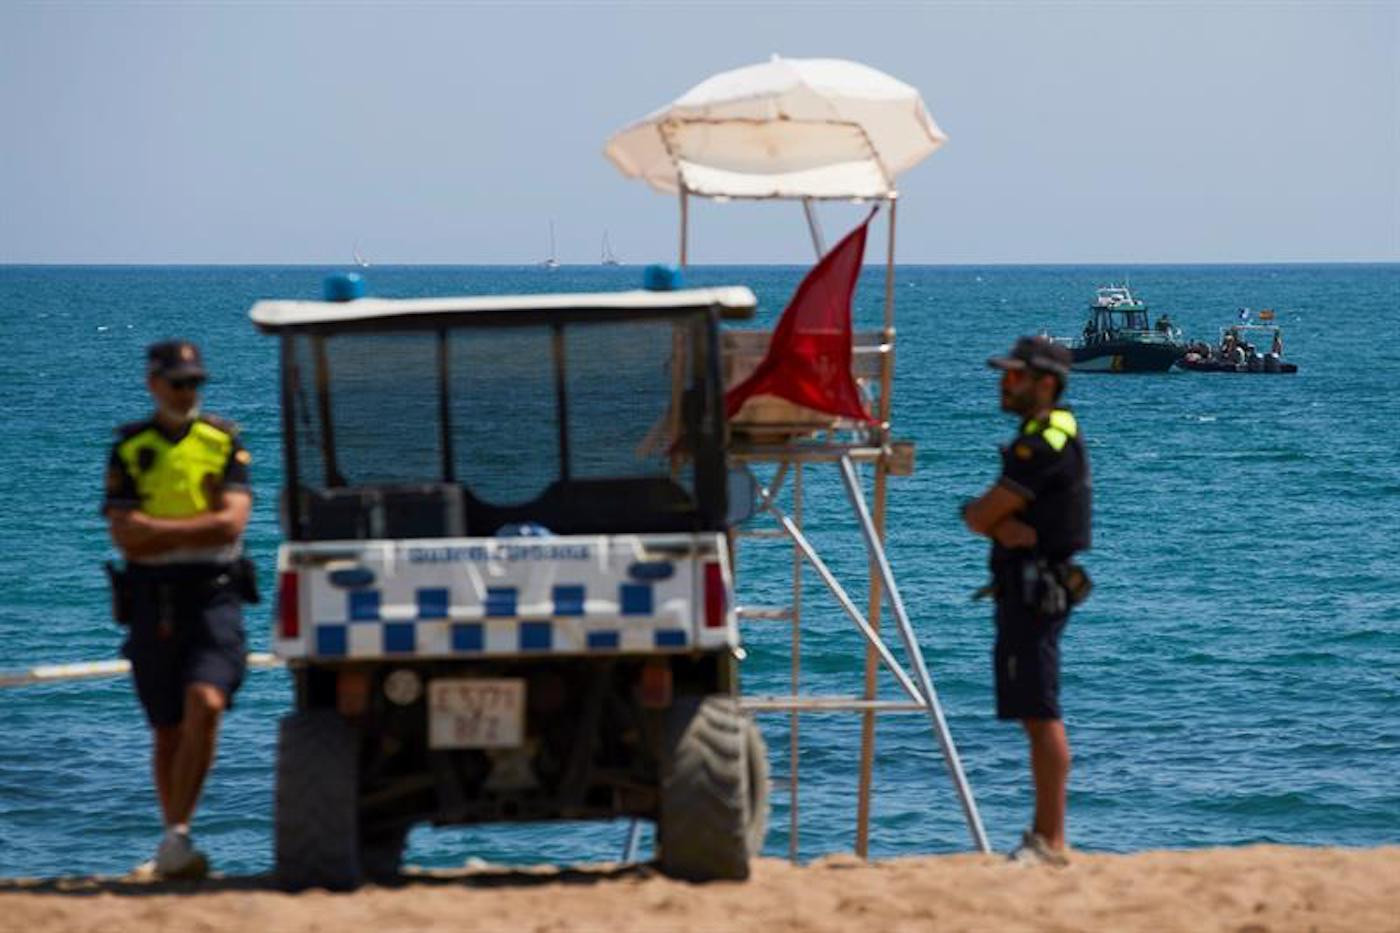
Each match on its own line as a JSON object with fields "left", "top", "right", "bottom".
{"left": 658, "top": 695, "right": 769, "bottom": 881}
{"left": 274, "top": 710, "right": 363, "bottom": 891}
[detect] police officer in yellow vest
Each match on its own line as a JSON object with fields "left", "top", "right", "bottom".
{"left": 102, "top": 340, "right": 254, "bottom": 879}
{"left": 963, "top": 336, "right": 1092, "bottom": 867}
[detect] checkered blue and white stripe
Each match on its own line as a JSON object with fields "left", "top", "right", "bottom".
{"left": 276, "top": 533, "right": 736, "bottom": 661}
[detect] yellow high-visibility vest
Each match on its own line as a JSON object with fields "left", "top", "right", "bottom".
{"left": 1023, "top": 409, "right": 1079, "bottom": 453}
{"left": 116, "top": 419, "right": 236, "bottom": 519}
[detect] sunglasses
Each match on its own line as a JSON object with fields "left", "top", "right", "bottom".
{"left": 166, "top": 377, "right": 205, "bottom": 391}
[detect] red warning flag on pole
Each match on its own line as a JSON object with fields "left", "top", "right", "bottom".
{"left": 725, "top": 209, "right": 877, "bottom": 423}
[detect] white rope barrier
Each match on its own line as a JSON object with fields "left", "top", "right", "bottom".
{"left": 0, "top": 652, "right": 283, "bottom": 689}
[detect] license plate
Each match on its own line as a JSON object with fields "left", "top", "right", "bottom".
{"left": 428, "top": 678, "right": 526, "bottom": 749}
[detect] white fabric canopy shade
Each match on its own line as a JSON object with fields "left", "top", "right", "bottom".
{"left": 605, "top": 56, "right": 946, "bottom": 200}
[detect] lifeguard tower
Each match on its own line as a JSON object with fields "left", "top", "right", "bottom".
{"left": 606, "top": 56, "right": 990, "bottom": 857}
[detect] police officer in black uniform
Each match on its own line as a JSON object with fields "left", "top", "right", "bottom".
{"left": 102, "top": 340, "right": 254, "bottom": 878}
{"left": 963, "top": 336, "right": 1091, "bottom": 867}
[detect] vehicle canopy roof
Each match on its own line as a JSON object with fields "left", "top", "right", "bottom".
{"left": 249, "top": 286, "right": 757, "bottom": 333}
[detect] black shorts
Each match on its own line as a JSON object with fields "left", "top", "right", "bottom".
{"left": 121, "top": 567, "right": 247, "bottom": 728}
{"left": 993, "top": 597, "right": 1069, "bottom": 721}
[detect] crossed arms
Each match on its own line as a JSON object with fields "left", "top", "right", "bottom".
{"left": 962, "top": 483, "right": 1037, "bottom": 550}
{"left": 107, "top": 490, "right": 251, "bottom": 561}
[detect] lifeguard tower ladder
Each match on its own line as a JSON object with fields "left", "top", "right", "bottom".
{"left": 606, "top": 56, "right": 991, "bottom": 858}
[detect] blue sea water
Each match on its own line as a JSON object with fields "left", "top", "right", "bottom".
{"left": 0, "top": 263, "right": 1397, "bottom": 878}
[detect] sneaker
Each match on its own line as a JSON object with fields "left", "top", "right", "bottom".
{"left": 1007, "top": 830, "right": 1070, "bottom": 868}
{"left": 154, "top": 829, "right": 209, "bottom": 880}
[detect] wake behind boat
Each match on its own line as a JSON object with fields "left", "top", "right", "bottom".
{"left": 1048, "top": 285, "right": 1187, "bottom": 373}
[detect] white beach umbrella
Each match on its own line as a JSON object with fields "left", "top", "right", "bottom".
{"left": 604, "top": 55, "right": 947, "bottom": 200}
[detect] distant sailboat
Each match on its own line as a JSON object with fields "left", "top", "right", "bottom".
{"left": 541, "top": 221, "right": 559, "bottom": 270}
{"left": 352, "top": 243, "right": 370, "bottom": 269}
{"left": 600, "top": 231, "right": 621, "bottom": 266}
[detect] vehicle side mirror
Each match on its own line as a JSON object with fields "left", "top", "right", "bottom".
{"left": 726, "top": 467, "right": 760, "bottom": 526}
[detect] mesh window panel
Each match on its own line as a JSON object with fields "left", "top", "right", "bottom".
{"left": 448, "top": 327, "right": 559, "bottom": 506}
{"left": 310, "top": 332, "right": 444, "bottom": 486}
{"left": 288, "top": 335, "right": 327, "bottom": 487}
{"left": 564, "top": 318, "right": 696, "bottom": 494}
{"left": 287, "top": 316, "right": 705, "bottom": 519}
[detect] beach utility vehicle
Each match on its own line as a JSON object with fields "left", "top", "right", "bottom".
{"left": 252, "top": 275, "right": 769, "bottom": 890}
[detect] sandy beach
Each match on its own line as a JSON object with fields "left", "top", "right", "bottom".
{"left": 2, "top": 845, "right": 1395, "bottom": 933}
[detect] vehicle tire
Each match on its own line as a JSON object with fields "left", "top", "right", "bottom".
{"left": 743, "top": 714, "right": 770, "bottom": 857}
{"left": 360, "top": 824, "right": 408, "bottom": 883}
{"left": 658, "top": 695, "right": 769, "bottom": 881}
{"left": 275, "top": 710, "right": 363, "bottom": 891}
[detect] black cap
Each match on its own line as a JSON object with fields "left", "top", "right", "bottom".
{"left": 147, "top": 340, "right": 207, "bottom": 380}
{"left": 987, "top": 335, "right": 1072, "bottom": 379}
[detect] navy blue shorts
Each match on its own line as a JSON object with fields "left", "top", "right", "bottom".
{"left": 121, "top": 567, "right": 247, "bottom": 728}
{"left": 994, "top": 598, "right": 1069, "bottom": 721}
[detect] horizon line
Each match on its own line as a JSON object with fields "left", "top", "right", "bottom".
{"left": 3, "top": 260, "right": 1397, "bottom": 269}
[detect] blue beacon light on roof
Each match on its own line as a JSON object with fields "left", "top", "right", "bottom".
{"left": 324, "top": 273, "right": 366, "bottom": 302}
{"left": 643, "top": 264, "right": 684, "bottom": 292}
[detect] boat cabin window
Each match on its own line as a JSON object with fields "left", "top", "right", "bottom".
{"left": 1120, "top": 309, "right": 1147, "bottom": 331}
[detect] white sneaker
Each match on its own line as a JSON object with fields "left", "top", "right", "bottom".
{"left": 154, "top": 829, "right": 209, "bottom": 880}
{"left": 1007, "top": 830, "right": 1070, "bottom": 868}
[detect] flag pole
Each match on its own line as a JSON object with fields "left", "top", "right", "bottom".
{"left": 679, "top": 188, "right": 689, "bottom": 268}
{"left": 801, "top": 198, "right": 825, "bottom": 258}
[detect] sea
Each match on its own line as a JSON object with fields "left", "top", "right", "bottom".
{"left": 1, "top": 263, "right": 1397, "bottom": 878}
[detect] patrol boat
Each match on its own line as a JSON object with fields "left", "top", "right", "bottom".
{"left": 1055, "top": 285, "right": 1187, "bottom": 373}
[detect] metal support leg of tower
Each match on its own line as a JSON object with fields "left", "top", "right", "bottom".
{"left": 747, "top": 468, "right": 925, "bottom": 706}
{"left": 738, "top": 456, "right": 992, "bottom": 858}
{"left": 837, "top": 456, "right": 991, "bottom": 854}
{"left": 788, "top": 463, "right": 804, "bottom": 861}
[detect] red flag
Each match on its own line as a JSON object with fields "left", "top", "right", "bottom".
{"left": 726, "top": 210, "right": 876, "bottom": 423}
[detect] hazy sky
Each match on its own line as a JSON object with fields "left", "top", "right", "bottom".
{"left": 2, "top": 2, "right": 1396, "bottom": 264}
